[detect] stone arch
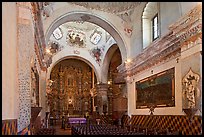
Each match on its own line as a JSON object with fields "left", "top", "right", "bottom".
{"left": 44, "top": 11, "right": 127, "bottom": 63}
{"left": 101, "top": 44, "right": 120, "bottom": 83}
{"left": 47, "top": 55, "right": 100, "bottom": 83}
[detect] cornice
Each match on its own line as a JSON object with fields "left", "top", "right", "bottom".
{"left": 115, "top": 4, "right": 202, "bottom": 81}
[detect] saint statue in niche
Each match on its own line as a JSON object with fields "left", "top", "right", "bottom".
{"left": 182, "top": 68, "right": 200, "bottom": 109}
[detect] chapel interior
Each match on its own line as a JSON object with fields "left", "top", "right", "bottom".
{"left": 2, "top": 2, "right": 202, "bottom": 135}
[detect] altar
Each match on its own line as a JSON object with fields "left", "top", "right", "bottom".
{"left": 68, "top": 117, "right": 86, "bottom": 124}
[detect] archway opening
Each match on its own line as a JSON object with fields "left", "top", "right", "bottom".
{"left": 45, "top": 12, "right": 127, "bottom": 63}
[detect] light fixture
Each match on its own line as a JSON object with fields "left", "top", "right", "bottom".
{"left": 127, "top": 59, "right": 131, "bottom": 63}
{"left": 46, "top": 48, "right": 51, "bottom": 54}
{"left": 125, "top": 59, "right": 131, "bottom": 64}
{"left": 108, "top": 81, "right": 111, "bottom": 85}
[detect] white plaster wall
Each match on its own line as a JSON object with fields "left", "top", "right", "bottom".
{"left": 128, "top": 58, "right": 184, "bottom": 115}
{"left": 130, "top": 2, "right": 147, "bottom": 57}
{"left": 159, "top": 2, "right": 181, "bottom": 36}
{"left": 180, "top": 2, "right": 200, "bottom": 16}
{"left": 2, "top": 2, "right": 19, "bottom": 120}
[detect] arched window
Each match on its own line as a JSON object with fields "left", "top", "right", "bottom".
{"left": 142, "top": 2, "right": 160, "bottom": 49}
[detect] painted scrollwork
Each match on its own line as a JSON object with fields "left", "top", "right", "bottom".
{"left": 118, "top": 11, "right": 133, "bottom": 37}
{"left": 89, "top": 46, "right": 105, "bottom": 65}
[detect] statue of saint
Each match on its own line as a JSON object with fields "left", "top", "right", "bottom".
{"left": 183, "top": 70, "right": 200, "bottom": 109}
{"left": 186, "top": 81, "right": 196, "bottom": 108}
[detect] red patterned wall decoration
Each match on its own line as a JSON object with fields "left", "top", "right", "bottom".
{"left": 2, "top": 119, "right": 17, "bottom": 135}
{"left": 17, "top": 124, "right": 31, "bottom": 135}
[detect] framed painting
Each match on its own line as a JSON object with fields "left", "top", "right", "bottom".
{"left": 136, "top": 67, "right": 175, "bottom": 109}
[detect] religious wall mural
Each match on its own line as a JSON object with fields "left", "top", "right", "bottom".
{"left": 66, "top": 28, "right": 86, "bottom": 48}
{"left": 89, "top": 46, "right": 105, "bottom": 65}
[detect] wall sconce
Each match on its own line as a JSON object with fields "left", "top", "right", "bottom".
{"left": 125, "top": 59, "right": 131, "bottom": 64}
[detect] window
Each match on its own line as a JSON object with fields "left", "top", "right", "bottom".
{"left": 152, "top": 14, "right": 159, "bottom": 41}
{"left": 142, "top": 2, "right": 159, "bottom": 49}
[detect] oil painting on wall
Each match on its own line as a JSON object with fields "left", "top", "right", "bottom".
{"left": 136, "top": 68, "right": 175, "bottom": 109}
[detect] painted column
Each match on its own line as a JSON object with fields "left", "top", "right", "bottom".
{"left": 16, "top": 3, "right": 35, "bottom": 132}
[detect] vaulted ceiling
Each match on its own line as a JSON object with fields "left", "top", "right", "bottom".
{"left": 70, "top": 2, "right": 141, "bottom": 14}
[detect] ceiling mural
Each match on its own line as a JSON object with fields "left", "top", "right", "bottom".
{"left": 62, "top": 21, "right": 98, "bottom": 32}
{"left": 48, "top": 20, "right": 116, "bottom": 65}
{"left": 66, "top": 28, "right": 86, "bottom": 48}
{"left": 90, "top": 29, "right": 102, "bottom": 45}
{"left": 70, "top": 2, "right": 141, "bottom": 14}
{"left": 89, "top": 45, "right": 105, "bottom": 66}
{"left": 52, "top": 27, "right": 63, "bottom": 40}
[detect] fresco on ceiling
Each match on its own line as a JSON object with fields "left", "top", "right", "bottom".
{"left": 90, "top": 29, "right": 102, "bottom": 45}
{"left": 52, "top": 27, "right": 63, "bottom": 40}
{"left": 66, "top": 29, "right": 86, "bottom": 48}
{"left": 89, "top": 45, "right": 105, "bottom": 66}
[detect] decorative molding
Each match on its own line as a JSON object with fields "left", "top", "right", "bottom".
{"left": 116, "top": 4, "right": 202, "bottom": 81}
{"left": 169, "top": 4, "right": 202, "bottom": 37}
{"left": 31, "top": 2, "right": 48, "bottom": 71}
{"left": 116, "top": 32, "right": 181, "bottom": 80}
